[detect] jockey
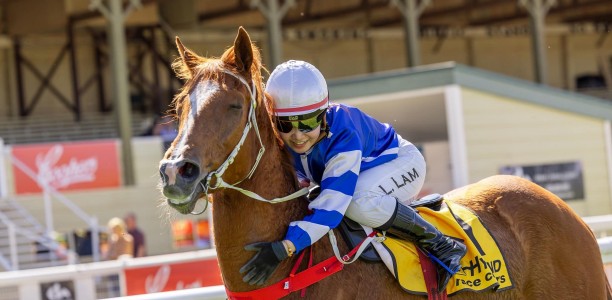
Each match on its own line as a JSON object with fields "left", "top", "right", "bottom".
{"left": 240, "top": 60, "right": 466, "bottom": 291}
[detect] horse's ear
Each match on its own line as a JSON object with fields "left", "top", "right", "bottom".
{"left": 233, "top": 27, "right": 253, "bottom": 74}
{"left": 175, "top": 37, "right": 199, "bottom": 75}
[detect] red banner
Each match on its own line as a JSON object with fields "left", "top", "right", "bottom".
{"left": 124, "top": 258, "right": 223, "bottom": 295}
{"left": 11, "top": 140, "right": 121, "bottom": 194}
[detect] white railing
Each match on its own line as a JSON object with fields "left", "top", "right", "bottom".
{"left": 0, "top": 198, "right": 72, "bottom": 271}
{"left": 1, "top": 221, "right": 17, "bottom": 270}
{"left": 7, "top": 154, "right": 103, "bottom": 264}
{"left": 583, "top": 215, "right": 612, "bottom": 237}
{"left": 0, "top": 212, "right": 67, "bottom": 271}
{"left": 104, "top": 286, "right": 227, "bottom": 300}
{"left": 0, "top": 249, "right": 220, "bottom": 300}
{"left": 0, "top": 216, "right": 611, "bottom": 299}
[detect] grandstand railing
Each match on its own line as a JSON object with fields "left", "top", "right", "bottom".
{"left": 3, "top": 142, "right": 103, "bottom": 269}
{"left": 0, "top": 211, "right": 70, "bottom": 271}
{"left": 0, "top": 220, "right": 16, "bottom": 270}
{"left": 0, "top": 113, "right": 153, "bottom": 145}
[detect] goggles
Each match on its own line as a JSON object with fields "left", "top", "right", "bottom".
{"left": 276, "top": 111, "right": 325, "bottom": 134}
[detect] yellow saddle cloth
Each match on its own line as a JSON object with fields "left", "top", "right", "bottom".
{"left": 380, "top": 200, "right": 514, "bottom": 295}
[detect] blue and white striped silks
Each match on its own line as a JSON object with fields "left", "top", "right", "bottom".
{"left": 284, "top": 103, "right": 400, "bottom": 253}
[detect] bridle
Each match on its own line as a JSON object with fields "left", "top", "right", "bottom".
{"left": 191, "top": 69, "right": 308, "bottom": 214}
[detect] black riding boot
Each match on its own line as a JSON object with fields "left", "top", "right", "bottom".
{"left": 380, "top": 202, "right": 467, "bottom": 292}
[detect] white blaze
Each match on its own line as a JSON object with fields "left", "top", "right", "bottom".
{"left": 172, "top": 80, "right": 220, "bottom": 157}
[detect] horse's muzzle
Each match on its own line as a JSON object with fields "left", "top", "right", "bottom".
{"left": 159, "top": 158, "right": 202, "bottom": 202}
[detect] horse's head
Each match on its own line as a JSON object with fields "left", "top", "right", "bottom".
{"left": 159, "top": 27, "right": 270, "bottom": 214}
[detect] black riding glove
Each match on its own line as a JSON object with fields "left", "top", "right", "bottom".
{"left": 240, "top": 241, "right": 289, "bottom": 286}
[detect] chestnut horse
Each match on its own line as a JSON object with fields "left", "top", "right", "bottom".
{"left": 159, "top": 27, "right": 611, "bottom": 299}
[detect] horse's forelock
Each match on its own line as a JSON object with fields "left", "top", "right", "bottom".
{"left": 169, "top": 59, "right": 219, "bottom": 117}
{"left": 171, "top": 53, "right": 206, "bottom": 81}
{"left": 170, "top": 43, "right": 285, "bottom": 152}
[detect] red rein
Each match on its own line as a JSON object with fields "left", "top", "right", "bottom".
{"left": 226, "top": 231, "right": 376, "bottom": 300}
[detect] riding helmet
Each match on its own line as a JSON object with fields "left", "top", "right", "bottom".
{"left": 265, "top": 60, "right": 329, "bottom": 121}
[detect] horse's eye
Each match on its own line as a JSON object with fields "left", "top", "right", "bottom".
{"left": 229, "top": 104, "right": 242, "bottom": 110}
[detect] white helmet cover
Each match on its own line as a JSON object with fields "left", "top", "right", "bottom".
{"left": 266, "top": 60, "right": 329, "bottom": 121}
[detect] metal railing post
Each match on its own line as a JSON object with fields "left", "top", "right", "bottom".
{"left": 0, "top": 138, "right": 7, "bottom": 198}
{"left": 91, "top": 216, "right": 100, "bottom": 262}
{"left": 43, "top": 189, "right": 54, "bottom": 239}
{"left": 8, "top": 222, "right": 18, "bottom": 270}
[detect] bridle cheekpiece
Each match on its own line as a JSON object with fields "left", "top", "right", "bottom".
{"left": 191, "top": 69, "right": 308, "bottom": 214}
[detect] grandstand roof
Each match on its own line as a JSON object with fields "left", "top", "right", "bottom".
{"left": 329, "top": 62, "right": 612, "bottom": 141}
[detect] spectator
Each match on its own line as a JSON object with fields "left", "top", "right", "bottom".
{"left": 125, "top": 212, "right": 147, "bottom": 257}
{"left": 103, "top": 217, "right": 133, "bottom": 260}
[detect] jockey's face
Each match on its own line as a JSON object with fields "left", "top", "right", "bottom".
{"left": 279, "top": 125, "right": 322, "bottom": 154}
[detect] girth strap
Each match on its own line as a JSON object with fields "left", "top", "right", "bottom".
{"left": 418, "top": 249, "right": 448, "bottom": 300}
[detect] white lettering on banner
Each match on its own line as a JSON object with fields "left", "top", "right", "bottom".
{"left": 35, "top": 145, "right": 98, "bottom": 189}
{"left": 176, "top": 280, "right": 202, "bottom": 290}
{"left": 145, "top": 264, "right": 203, "bottom": 293}
{"left": 145, "top": 264, "right": 171, "bottom": 293}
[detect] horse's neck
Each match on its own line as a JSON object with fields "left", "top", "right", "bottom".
{"left": 211, "top": 132, "right": 307, "bottom": 291}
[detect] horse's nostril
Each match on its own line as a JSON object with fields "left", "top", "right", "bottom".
{"left": 159, "top": 170, "right": 168, "bottom": 183}
{"left": 178, "top": 161, "right": 200, "bottom": 180}
{"left": 159, "top": 164, "right": 169, "bottom": 183}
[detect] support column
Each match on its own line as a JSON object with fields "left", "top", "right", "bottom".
{"left": 149, "top": 28, "right": 162, "bottom": 114}
{"left": 13, "top": 38, "right": 26, "bottom": 117}
{"left": 92, "top": 32, "right": 108, "bottom": 112}
{"left": 67, "top": 20, "right": 82, "bottom": 121}
{"left": 391, "top": 0, "right": 431, "bottom": 67}
{"left": 90, "top": 0, "right": 140, "bottom": 185}
{"left": 1, "top": 42, "right": 13, "bottom": 118}
{"left": 251, "top": 0, "right": 295, "bottom": 69}
{"left": 0, "top": 5, "right": 14, "bottom": 118}
{"left": 519, "top": 0, "right": 556, "bottom": 84}
{"left": 466, "top": 38, "right": 475, "bottom": 66}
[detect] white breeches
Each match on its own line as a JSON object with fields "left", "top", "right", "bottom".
{"left": 344, "top": 137, "right": 426, "bottom": 228}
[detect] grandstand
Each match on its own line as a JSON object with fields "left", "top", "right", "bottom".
{"left": 0, "top": 113, "right": 154, "bottom": 145}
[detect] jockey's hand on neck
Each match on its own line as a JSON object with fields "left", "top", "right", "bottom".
{"left": 240, "top": 241, "right": 289, "bottom": 285}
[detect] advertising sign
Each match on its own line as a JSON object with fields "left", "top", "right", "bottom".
{"left": 40, "top": 280, "right": 75, "bottom": 300}
{"left": 11, "top": 140, "right": 121, "bottom": 194}
{"left": 499, "top": 161, "right": 584, "bottom": 200}
{"left": 124, "top": 259, "right": 223, "bottom": 295}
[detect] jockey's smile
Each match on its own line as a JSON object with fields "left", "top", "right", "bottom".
{"left": 279, "top": 125, "right": 322, "bottom": 154}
